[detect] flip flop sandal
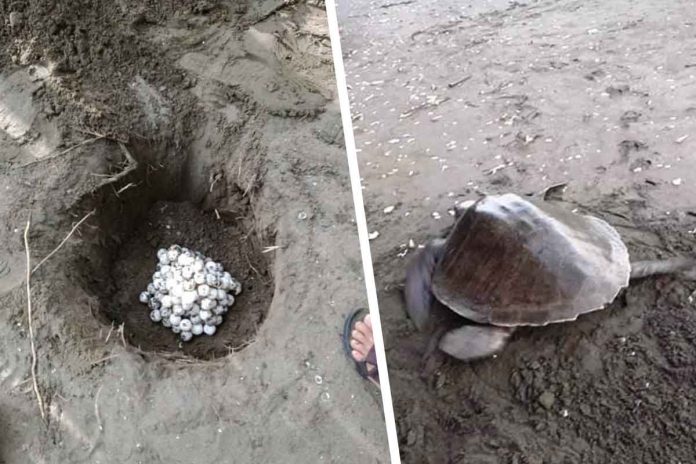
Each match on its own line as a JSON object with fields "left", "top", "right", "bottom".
{"left": 343, "top": 308, "right": 380, "bottom": 386}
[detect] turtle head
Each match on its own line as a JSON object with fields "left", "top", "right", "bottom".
{"left": 404, "top": 239, "right": 445, "bottom": 331}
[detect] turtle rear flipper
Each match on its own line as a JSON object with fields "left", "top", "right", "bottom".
{"left": 630, "top": 257, "right": 696, "bottom": 280}
{"left": 404, "top": 239, "right": 445, "bottom": 331}
{"left": 438, "top": 325, "right": 514, "bottom": 361}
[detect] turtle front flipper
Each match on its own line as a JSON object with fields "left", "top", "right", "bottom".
{"left": 404, "top": 238, "right": 445, "bottom": 331}
{"left": 438, "top": 325, "right": 515, "bottom": 361}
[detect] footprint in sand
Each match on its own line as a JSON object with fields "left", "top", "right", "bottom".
{"left": 0, "top": 253, "right": 25, "bottom": 296}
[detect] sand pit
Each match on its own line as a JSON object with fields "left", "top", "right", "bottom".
{"left": 64, "top": 140, "right": 272, "bottom": 358}
{"left": 85, "top": 198, "right": 271, "bottom": 358}
{"left": 340, "top": 0, "right": 696, "bottom": 462}
{"left": 0, "top": 1, "right": 388, "bottom": 462}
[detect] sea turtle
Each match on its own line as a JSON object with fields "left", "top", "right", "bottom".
{"left": 405, "top": 193, "right": 695, "bottom": 363}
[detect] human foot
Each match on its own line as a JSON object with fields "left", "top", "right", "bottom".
{"left": 343, "top": 309, "right": 380, "bottom": 387}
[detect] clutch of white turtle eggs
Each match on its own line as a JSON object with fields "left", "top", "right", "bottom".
{"left": 138, "top": 245, "right": 242, "bottom": 342}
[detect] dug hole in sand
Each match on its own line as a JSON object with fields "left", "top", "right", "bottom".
{"left": 0, "top": 1, "right": 388, "bottom": 462}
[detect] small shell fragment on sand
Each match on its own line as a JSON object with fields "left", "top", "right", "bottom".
{"left": 383, "top": 205, "right": 395, "bottom": 214}
{"left": 675, "top": 135, "right": 689, "bottom": 144}
{"left": 672, "top": 178, "right": 683, "bottom": 186}
{"left": 487, "top": 164, "right": 508, "bottom": 175}
{"left": 368, "top": 231, "right": 380, "bottom": 240}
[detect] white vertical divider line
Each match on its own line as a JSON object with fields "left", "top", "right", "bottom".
{"left": 324, "top": 1, "right": 401, "bottom": 462}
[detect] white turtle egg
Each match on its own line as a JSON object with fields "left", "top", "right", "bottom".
{"left": 214, "top": 289, "right": 226, "bottom": 300}
{"left": 162, "top": 318, "right": 172, "bottom": 328}
{"left": 171, "top": 296, "right": 182, "bottom": 308}
{"left": 231, "top": 279, "right": 242, "bottom": 295}
{"left": 177, "top": 254, "right": 189, "bottom": 267}
{"left": 190, "top": 315, "right": 202, "bottom": 325}
{"left": 200, "top": 298, "right": 216, "bottom": 311}
{"left": 153, "top": 279, "right": 165, "bottom": 292}
{"left": 160, "top": 265, "right": 171, "bottom": 275}
{"left": 197, "top": 284, "right": 210, "bottom": 297}
{"left": 161, "top": 295, "right": 173, "bottom": 308}
{"left": 182, "top": 280, "right": 196, "bottom": 291}
{"left": 171, "top": 284, "right": 184, "bottom": 299}
{"left": 205, "top": 273, "right": 220, "bottom": 288}
{"left": 205, "top": 261, "right": 217, "bottom": 273}
{"left": 160, "top": 307, "right": 172, "bottom": 318}
{"left": 167, "top": 248, "right": 179, "bottom": 262}
{"left": 225, "top": 295, "right": 235, "bottom": 307}
{"left": 193, "top": 259, "right": 205, "bottom": 272}
{"left": 148, "top": 298, "right": 161, "bottom": 310}
{"left": 182, "top": 291, "right": 197, "bottom": 306}
{"left": 199, "top": 310, "right": 212, "bottom": 321}
{"left": 172, "top": 326, "right": 181, "bottom": 334}
{"left": 214, "top": 315, "right": 224, "bottom": 326}
{"left": 139, "top": 291, "right": 150, "bottom": 304}
{"left": 203, "top": 324, "right": 217, "bottom": 336}
{"left": 189, "top": 304, "right": 200, "bottom": 316}
{"left": 180, "top": 331, "right": 193, "bottom": 342}
{"left": 172, "top": 305, "right": 184, "bottom": 316}
{"left": 214, "top": 263, "right": 223, "bottom": 273}
{"left": 169, "top": 314, "right": 182, "bottom": 326}
{"left": 212, "top": 305, "right": 225, "bottom": 316}
{"left": 182, "top": 301, "right": 193, "bottom": 312}
{"left": 179, "top": 319, "right": 193, "bottom": 331}
{"left": 157, "top": 248, "right": 169, "bottom": 264}
{"left": 153, "top": 271, "right": 162, "bottom": 280}
{"left": 193, "top": 272, "right": 206, "bottom": 285}
{"left": 150, "top": 309, "right": 162, "bottom": 322}
{"left": 147, "top": 283, "right": 156, "bottom": 295}
{"left": 192, "top": 324, "right": 204, "bottom": 335}
{"left": 181, "top": 266, "right": 194, "bottom": 280}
